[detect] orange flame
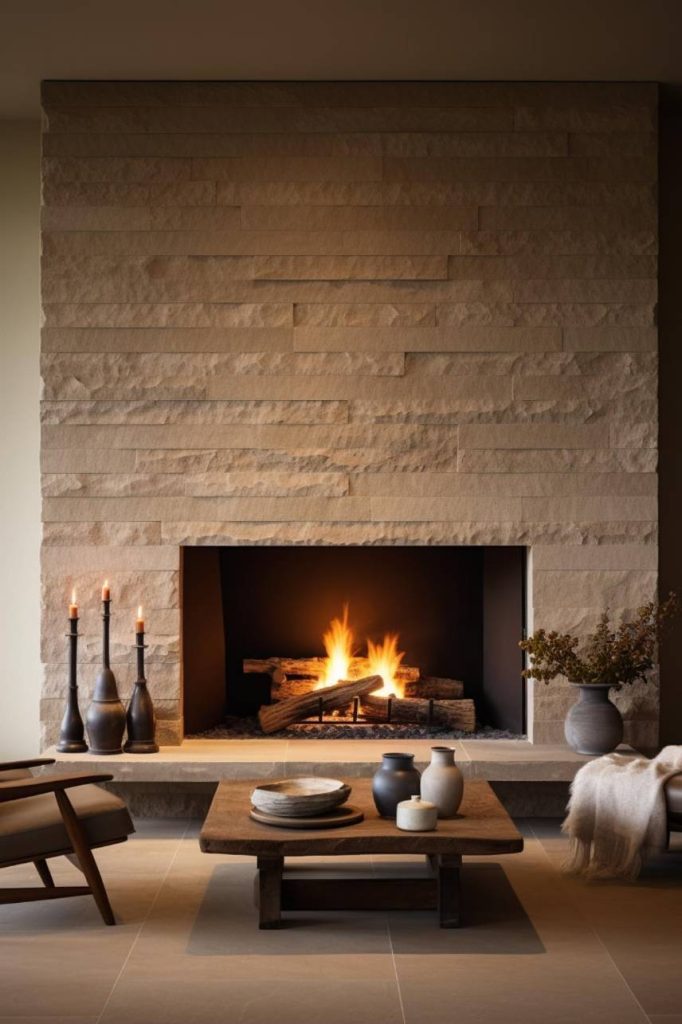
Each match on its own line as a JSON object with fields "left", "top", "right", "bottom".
{"left": 316, "top": 605, "right": 354, "bottom": 689}
{"left": 315, "top": 606, "right": 406, "bottom": 699}
{"left": 367, "top": 633, "right": 405, "bottom": 698}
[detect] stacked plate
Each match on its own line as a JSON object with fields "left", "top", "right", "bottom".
{"left": 250, "top": 777, "right": 360, "bottom": 828}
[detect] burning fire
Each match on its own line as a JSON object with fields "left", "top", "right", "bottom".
{"left": 366, "top": 633, "right": 405, "bottom": 698}
{"left": 317, "top": 605, "right": 354, "bottom": 689}
{"left": 316, "top": 606, "right": 405, "bottom": 698}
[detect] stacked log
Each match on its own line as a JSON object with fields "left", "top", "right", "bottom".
{"left": 360, "top": 694, "right": 476, "bottom": 733}
{"left": 404, "top": 676, "right": 464, "bottom": 700}
{"left": 258, "top": 675, "right": 382, "bottom": 735}
{"left": 244, "top": 657, "right": 419, "bottom": 684}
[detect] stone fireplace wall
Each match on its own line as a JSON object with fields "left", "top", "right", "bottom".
{"left": 40, "top": 81, "right": 658, "bottom": 747}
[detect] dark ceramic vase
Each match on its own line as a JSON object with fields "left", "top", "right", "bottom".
{"left": 564, "top": 683, "right": 623, "bottom": 756}
{"left": 372, "top": 752, "right": 421, "bottom": 818}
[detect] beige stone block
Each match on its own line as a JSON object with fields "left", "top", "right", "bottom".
{"left": 40, "top": 448, "right": 137, "bottom": 473}
{"left": 515, "top": 105, "right": 656, "bottom": 132}
{"left": 448, "top": 253, "right": 656, "bottom": 280}
{"left": 253, "top": 255, "right": 448, "bottom": 281}
{"left": 159, "top": 518, "right": 655, "bottom": 548}
{"left": 349, "top": 398, "right": 520, "bottom": 425}
{"left": 457, "top": 447, "right": 658, "bottom": 474}
{"left": 460, "top": 230, "right": 656, "bottom": 257}
{"left": 136, "top": 442, "right": 460, "bottom": 475}
{"left": 368, "top": 496, "right": 523, "bottom": 521}
{"left": 44, "top": 131, "right": 383, "bottom": 159}
{"left": 293, "top": 303, "right": 435, "bottom": 327}
{"left": 352, "top": 472, "right": 655, "bottom": 499}
{"left": 532, "top": 544, "right": 658, "bottom": 571}
{"left": 41, "top": 661, "right": 181, "bottom": 700}
{"left": 512, "top": 278, "right": 657, "bottom": 303}
{"left": 42, "top": 521, "right": 162, "bottom": 546}
{"left": 46, "top": 227, "right": 469, "bottom": 259}
{"left": 41, "top": 327, "right": 294, "bottom": 353}
{"left": 610, "top": 420, "right": 657, "bottom": 449}
{"left": 293, "top": 325, "right": 561, "bottom": 353}
{"left": 42, "top": 180, "right": 152, "bottom": 206}
{"left": 40, "top": 399, "right": 348, "bottom": 426}
{"left": 512, "top": 373, "right": 656, "bottom": 401}
{"left": 479, "top": 205, "right": 656, "bottom": 232}
{"left": 383, "top": 132, "right": 567, "bottom": 158}
{"left": 384, "top": 155, "right": 656, "bottom": 183}
{"left": 43, "top": 157, "right": 192, "bottom": 184}
{"left": 42, "top": 471, "right": 349, "bottom": 499}
{"left": 533, "top": 569, "right": 657, "bottom": 609}
{"left": 41, "top": 545, "right": 179, "bottom": 572}
{"left": 191, "top": 156, "right": 382, "bottom": 181}
{"left": 207, "top": 373, "right": 511, "bottom": 403}
{"left": 241, "top": 205, "right": 477, "bottom": 231}
{"left": 572, "top": 133, "right": 659, "bottom": 158}
{"left": 218, "top": 178, "right": 655, "bottom": 209}
{"left": 521, "top": 495, "right": 656, "bottom": 522}
{"left": 43, "top": 495, "right": 372, "bottom": 523}
{"left": 149, "top": 206, "right": 241, "bottom": 231}
{"left": 437, "top": 302, "right": 654, "bottom": 328}
{"left": 459, "top": 422, "right": 610, "bottom": 449}
{"left": 41, "top": 419, "right": 432, "bottom": 458}
{"left": 42, "top": 299, "right": 289, "bottom": 329}
{"left": 563, "top": 327, "right": 657, "bottom": 351}
{"left": 42, "top": 569, "right": 178, "bottom": 614}
{"left": 41, "top": 206, "right": 152, "bottom": 231}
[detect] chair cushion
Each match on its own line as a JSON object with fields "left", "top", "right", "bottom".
{"left": 666, "top": 774, "right": 682, "bottom": 829}
{"left": 0, "top": 785, "right": 134, "bottom": 865}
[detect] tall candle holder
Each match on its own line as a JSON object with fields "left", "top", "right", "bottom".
{"left": 124, "top": 627, "right": 158, "bottom": 754}
{"left": 57, "top": 613, "right": 88, "bottom": 753}
{"left": 85, "top": 592, "right": 126, "bottom": 755}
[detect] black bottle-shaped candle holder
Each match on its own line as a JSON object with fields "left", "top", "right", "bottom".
{"left": 57, "top": 615, "right": 88, "bottom": 753}
{"left": 124, "top": 629, "right": 158, "bottom": 754}
{"left": 85, "top": 595, "right": 126, "bottom": 755}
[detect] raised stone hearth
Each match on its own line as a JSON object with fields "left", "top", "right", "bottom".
{"left": 40, "top": 81, "right": 659, "bottom": 749}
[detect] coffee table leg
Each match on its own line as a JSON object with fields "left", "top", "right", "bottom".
{"left": 437, "top": 854, "right": 462, "bottom": 928}
{"left": 257, "top": 855, "right": 283, "bottom": 929}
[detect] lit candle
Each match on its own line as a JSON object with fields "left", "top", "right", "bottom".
{"left": 68, "top": 588, "right": 78, "bottom": 619}
{"left": 135, "top": 605, "right": 145, "bottom": 633}
{"left": 102, "top": 579, "right": 110, "bottom": 601}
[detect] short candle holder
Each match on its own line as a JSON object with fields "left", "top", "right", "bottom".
{"left": 57, "top": 615, "right": 88, "bottom": 754}
{"left": 124, "top": 630, "right": 159, "bottom": 754}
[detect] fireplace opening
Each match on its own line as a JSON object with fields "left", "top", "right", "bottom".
{"left": 182, "top": 546, "right": 526, "bottom": 740}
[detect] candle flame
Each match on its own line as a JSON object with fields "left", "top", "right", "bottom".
{"left": 137, "top": 605, "right": 143, "bottom": 618}
{"left": 104, "top": 579, "right": 109, "bottom": 588}
{"left": 71, "top": 588, "right": 77, "bottom": 604}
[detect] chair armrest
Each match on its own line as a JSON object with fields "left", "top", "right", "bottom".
{"left": 0, "top": 772, "right": 114, "bottom": 804}
{"left": 0, "top": 758, "right": 56, "bottom": 773}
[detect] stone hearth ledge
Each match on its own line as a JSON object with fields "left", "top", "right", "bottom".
{"left": 43, "top": 737, "right": 600, "bottom": 783}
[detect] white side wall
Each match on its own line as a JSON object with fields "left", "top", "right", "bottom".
{"left": 0, "top": 120, "right": 42, "bottom": 757}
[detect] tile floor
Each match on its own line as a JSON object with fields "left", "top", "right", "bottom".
{"left": 1, "top": 818, "right": 681, "bottom": 1024}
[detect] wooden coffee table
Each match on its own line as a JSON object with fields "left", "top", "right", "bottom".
{"left": 200, "top": 779, "right": 523, "bottom": 929}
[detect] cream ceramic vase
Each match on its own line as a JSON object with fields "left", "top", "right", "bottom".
{"left": 420, "top": 746, "right": 464, "bottom": 818}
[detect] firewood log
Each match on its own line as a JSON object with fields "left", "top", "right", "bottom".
{"left": 360, "top": 694, "right": 476, "bottom": 733}
{"left": 244, "top": 657, "right": 419, "bottom": 684}
{"left": 404, "top": 676, "right": 464, "bottom": 700}
{"left": 258, "top": 675, "right": 383, "bottom": 735}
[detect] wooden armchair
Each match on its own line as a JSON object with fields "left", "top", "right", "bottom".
{"left": 0, "top": 758, "right": 134, "bottom": 925}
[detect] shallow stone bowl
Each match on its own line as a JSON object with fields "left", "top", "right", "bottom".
{"left": 251, "top": 778, "right": 351, "bottom": 817}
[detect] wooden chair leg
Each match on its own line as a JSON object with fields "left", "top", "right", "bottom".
{"left": 34, "top": 859, "right": 55, "bottom": 888}
{"left": 54, "top": 790, "right": 116, "bottom": 926}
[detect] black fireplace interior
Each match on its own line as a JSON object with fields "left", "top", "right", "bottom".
{"left": 182, "top": 545, "right": 526, "bottom": 736}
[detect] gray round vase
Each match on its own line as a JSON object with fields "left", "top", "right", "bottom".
{"left": 564, "top": 683, "right": 623, "bottom": 756}
{"left": 420, "top": 746, "right": 464, "bottom": 818}
{"left": 372, "top": 752, "right": 421, "bottom": 818}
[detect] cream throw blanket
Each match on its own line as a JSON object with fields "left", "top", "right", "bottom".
{"left": 563, "top": 745, "right": 682, "bottom": 879}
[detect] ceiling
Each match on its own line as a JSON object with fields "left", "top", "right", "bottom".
{"left": 1, "top": 0, "right": 681, "bottom": 118}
